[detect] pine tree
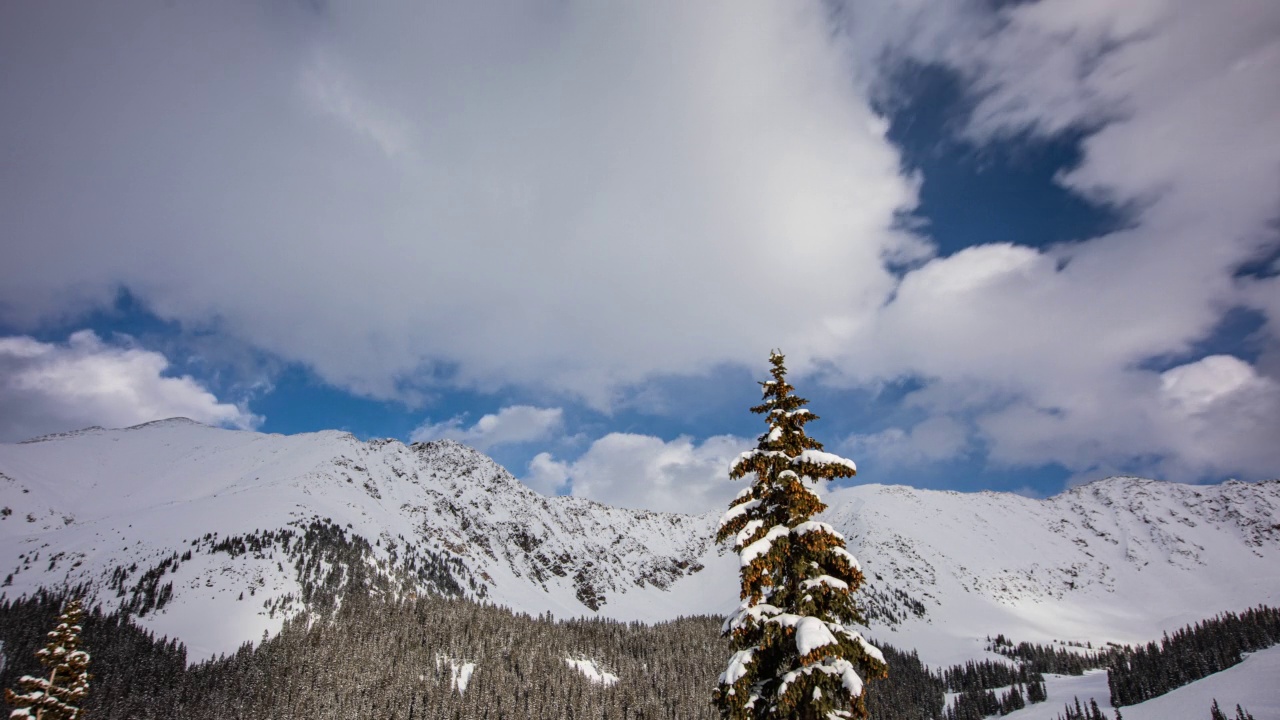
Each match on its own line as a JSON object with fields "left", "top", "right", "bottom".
{"left": 713, "top": 351, "right": 887, "bottom": 719}
{"left": 4, "top": 598, "right": 91, "bottom": 720}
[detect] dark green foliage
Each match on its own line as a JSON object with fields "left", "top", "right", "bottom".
{"left": 4, "top": 589, "right": 1272, "bottom": 720}
{"left": 942, "top": 657, "right": 1042, "bottom": 692}
{"left": 1054, "top": 695, "right": 1111, "bottom": 720}
{"left": 0, "top": 591, "right": 954, "bottom": 720}
{"left": 1027, "top": 674, "right": 1048, "bottom": 703}
{"left": 943, "top": 688, "right": 999, "bottom": 720}
{"left": 1209, "top": 698, "right": 1258, "bottom": 720}
{"left": 863, "top": 642, "right": 944, "bottom": 720}
{"left": 714, "top": 352, "right": 886, "bottom": 719}
{"left": 1106, "top": 605, "right": 1280, "bottom": 707}
{"left": 4, "top": 597, "right": 91, "bottom": 720}
{"left": 0, "top": 590, "right": 187, "bottom": 720}
{"left": 988, "top": 637, "right": 1116, "bottom": 676}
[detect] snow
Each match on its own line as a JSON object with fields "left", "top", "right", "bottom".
{"left": 794, "top": 616, "right": 838, "bottom": 655}
{"left": 565, "top": 658, "right": 618, "bottom": 686}
{"left": 828, "top": 547, "right": 861, "bottom": 572}
{"left": 736, "top": 518, "right": 765, "bottom": 547}
{"left": 776, "top": 658, "right": 864, "bottom": 700}
{"left": 729, "top": 449, "right": 785, "bottom": 475}
{"left": 792, "top": 521, "right": 845, "bottom": 541}
{"left": 719, "top": 499, "right": 760, "bottom": 529}
{"left": 740, "top": 525, "right": 789, "bottom": 566}
{"left": 1001, "top": 645, "right": 1280, "bottom": 720}
{"left": 791, "top": 450, "right": 856, "bottom": 473}
{"left": 729, "top": 448, "right": 857, "bottom": 476}
{"left": 720, "top": 647, "right": 756, "bottom": 684}
{"left": 435, "top": 654, "right": 476, "bottom": 693}
{"left": 801, "top": 575, "right": 849, "bottom": 591}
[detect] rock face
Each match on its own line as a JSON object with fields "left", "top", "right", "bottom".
{"left": 1, "top": 420, "right": 1277, "bottom": 665}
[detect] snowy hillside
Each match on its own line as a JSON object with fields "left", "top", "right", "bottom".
{"left": 1, "top": 420, "right": 1277, "bottom": 668}
{"left": 999, "top": 645, "right": 1280, "bottom": 720}
{"left": 0, "top": 419, "right": 712, "bottom": 659}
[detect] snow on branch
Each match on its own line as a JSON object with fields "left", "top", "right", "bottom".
{"left": 791, "top": 450, "right": 856, "bottom": 473}
{"left": 719, "top": 499, "right": 761, "bottom": 529}
{"left": 776, "top": 657, "right": 865, "bottom": 700}
{"left": 792, "top": 521, "right": 845, "bottom": 542}
{"left": 719, "top": 647, "right": 758, "bottom": 685}
{"left": 740, "top": 525, "right": 790, "bottom": 567}
{"left": 829, "top": 547, "right": 862, "bottom": 573}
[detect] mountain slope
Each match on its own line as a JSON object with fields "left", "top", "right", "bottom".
{"left": 1, "top": 420, "right": 1277, "bottom": 666}
{"left": 0, "top": 419, "right": 713, "bottom": 658}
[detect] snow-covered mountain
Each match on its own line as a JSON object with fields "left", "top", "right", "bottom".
{"left": 1, "top": 419, "right": 1277, "bottom": 667}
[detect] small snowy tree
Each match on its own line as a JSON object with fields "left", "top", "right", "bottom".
{"left": 5, "top": 599, "right": 91, "bottom": 720}
{"left": 713, "top": 352, "right": 887, "bottom": 719}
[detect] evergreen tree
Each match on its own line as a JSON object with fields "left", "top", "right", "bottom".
{"left": 5, "top": 599, "right": 91, "bottom": 720}
{"left": 713, "top": 351, "right": 887, "bottom": 719}
{"left": 1233, "top": 703, "right": 1256, "bottom": 720}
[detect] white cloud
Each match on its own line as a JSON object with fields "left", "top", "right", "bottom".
{"left": 524, "top": 433, "right": 750, "bottom": 513}
{"left": 817, "top": 0, "right": 1280, "bottom": 483}
{"left": 844, "top": 416, "right": 970, "bottom": 469}
{"left": 411, "top": 405, "right": 563, "bottom": 451}
{"left": 0, "top": 331, "right": 260, "bottom": 441}
{"left": 2, "top": 0, "right": 1277, "bottom": 487}
{"left": 0, "top": 0, "right": 920, "bottom": 406}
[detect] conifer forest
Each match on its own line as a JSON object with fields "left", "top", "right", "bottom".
{"left": 2, "top": 591, "right": 1276, "bottom": 718}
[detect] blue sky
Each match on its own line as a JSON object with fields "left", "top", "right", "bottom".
{"left": 2, "top": 1, "right": 1278, "bottom": 512}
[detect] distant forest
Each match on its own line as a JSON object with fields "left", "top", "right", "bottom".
{"left": 0, "top": 590, "right": 1275, "bottom": 719}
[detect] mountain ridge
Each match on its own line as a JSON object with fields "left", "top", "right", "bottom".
{"left": 1, "top": 420, "right": 1276, "bottom": 666}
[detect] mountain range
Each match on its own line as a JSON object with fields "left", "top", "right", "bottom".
{"left": 1, "top": 418, "right": 1277, "bottom": 671}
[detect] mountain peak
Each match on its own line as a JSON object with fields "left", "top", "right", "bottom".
{"left": 123, "top": 417, "right": 210, "bottom": 430}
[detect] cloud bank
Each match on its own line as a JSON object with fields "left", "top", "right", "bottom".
{"left": 2, "top": 0, "right": 1278, "bottom": 486}
{"left": 0, "top": 0, "right": 920, "bottom": 405}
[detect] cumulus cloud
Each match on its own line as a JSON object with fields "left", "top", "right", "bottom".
{"left": 0, "top": 0, "right": 920, "bottom": 406}
{"left": 410, "top": 405, "right": 563, "bottom": 451}
{"left": 0, "top": 331, "right": 260, "bottom": 441}
{"left": 818, "top": 0, "right": 1280, "bottom": 483}
{"left": 524, "top": 434, "right": 750, "bottom": 513}
{"left": 3, "top": 0, "right": 1278, "bottom": 487}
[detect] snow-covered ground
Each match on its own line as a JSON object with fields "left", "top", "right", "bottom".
{"left": 1001, "top": 645, "right": 1280, "bottom": 720}
{"left": 2, "top": 420, "right": 1277, "bottom": 671}
{"left": 565, "top": 658, "right": 619, "bottom": 686}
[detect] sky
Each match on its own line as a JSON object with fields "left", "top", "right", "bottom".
{"left": 2, "top": 0, "right": 1279, "bottom": 513}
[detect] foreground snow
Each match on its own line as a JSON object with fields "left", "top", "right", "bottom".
{"left": 1000, "top": 645, "right": 1280, "bottom": 720}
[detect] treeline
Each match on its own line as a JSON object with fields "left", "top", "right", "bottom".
{"left": 864, "top": 642, "right": 945, "bottom": 720}
{"left": 1107, "top": 605, "right": 1280, "bottom": 707}
{"left": 989, "top": 634, "right": 1118, "bottom": 675}
{"left": 5, "top": 582, "right": 1274, "bottom": 718}
{"left": 0, "top": 589, "right": 947, "bottom": 720}
{"left": 936, "top": 655, "right": 1050, "bottom": 719}
{"left": 0, "top": 589, "right": 1063, "bottom": 720}
{"left": 0, "top": 589, "right": 190, "bottom": 719}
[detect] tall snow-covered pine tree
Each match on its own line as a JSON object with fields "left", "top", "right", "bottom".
{"left": 5, "top": 598, "right": 91, "bottom": 720}
{"left": 713, "top": 351, "right": 886, "bottom": 720}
